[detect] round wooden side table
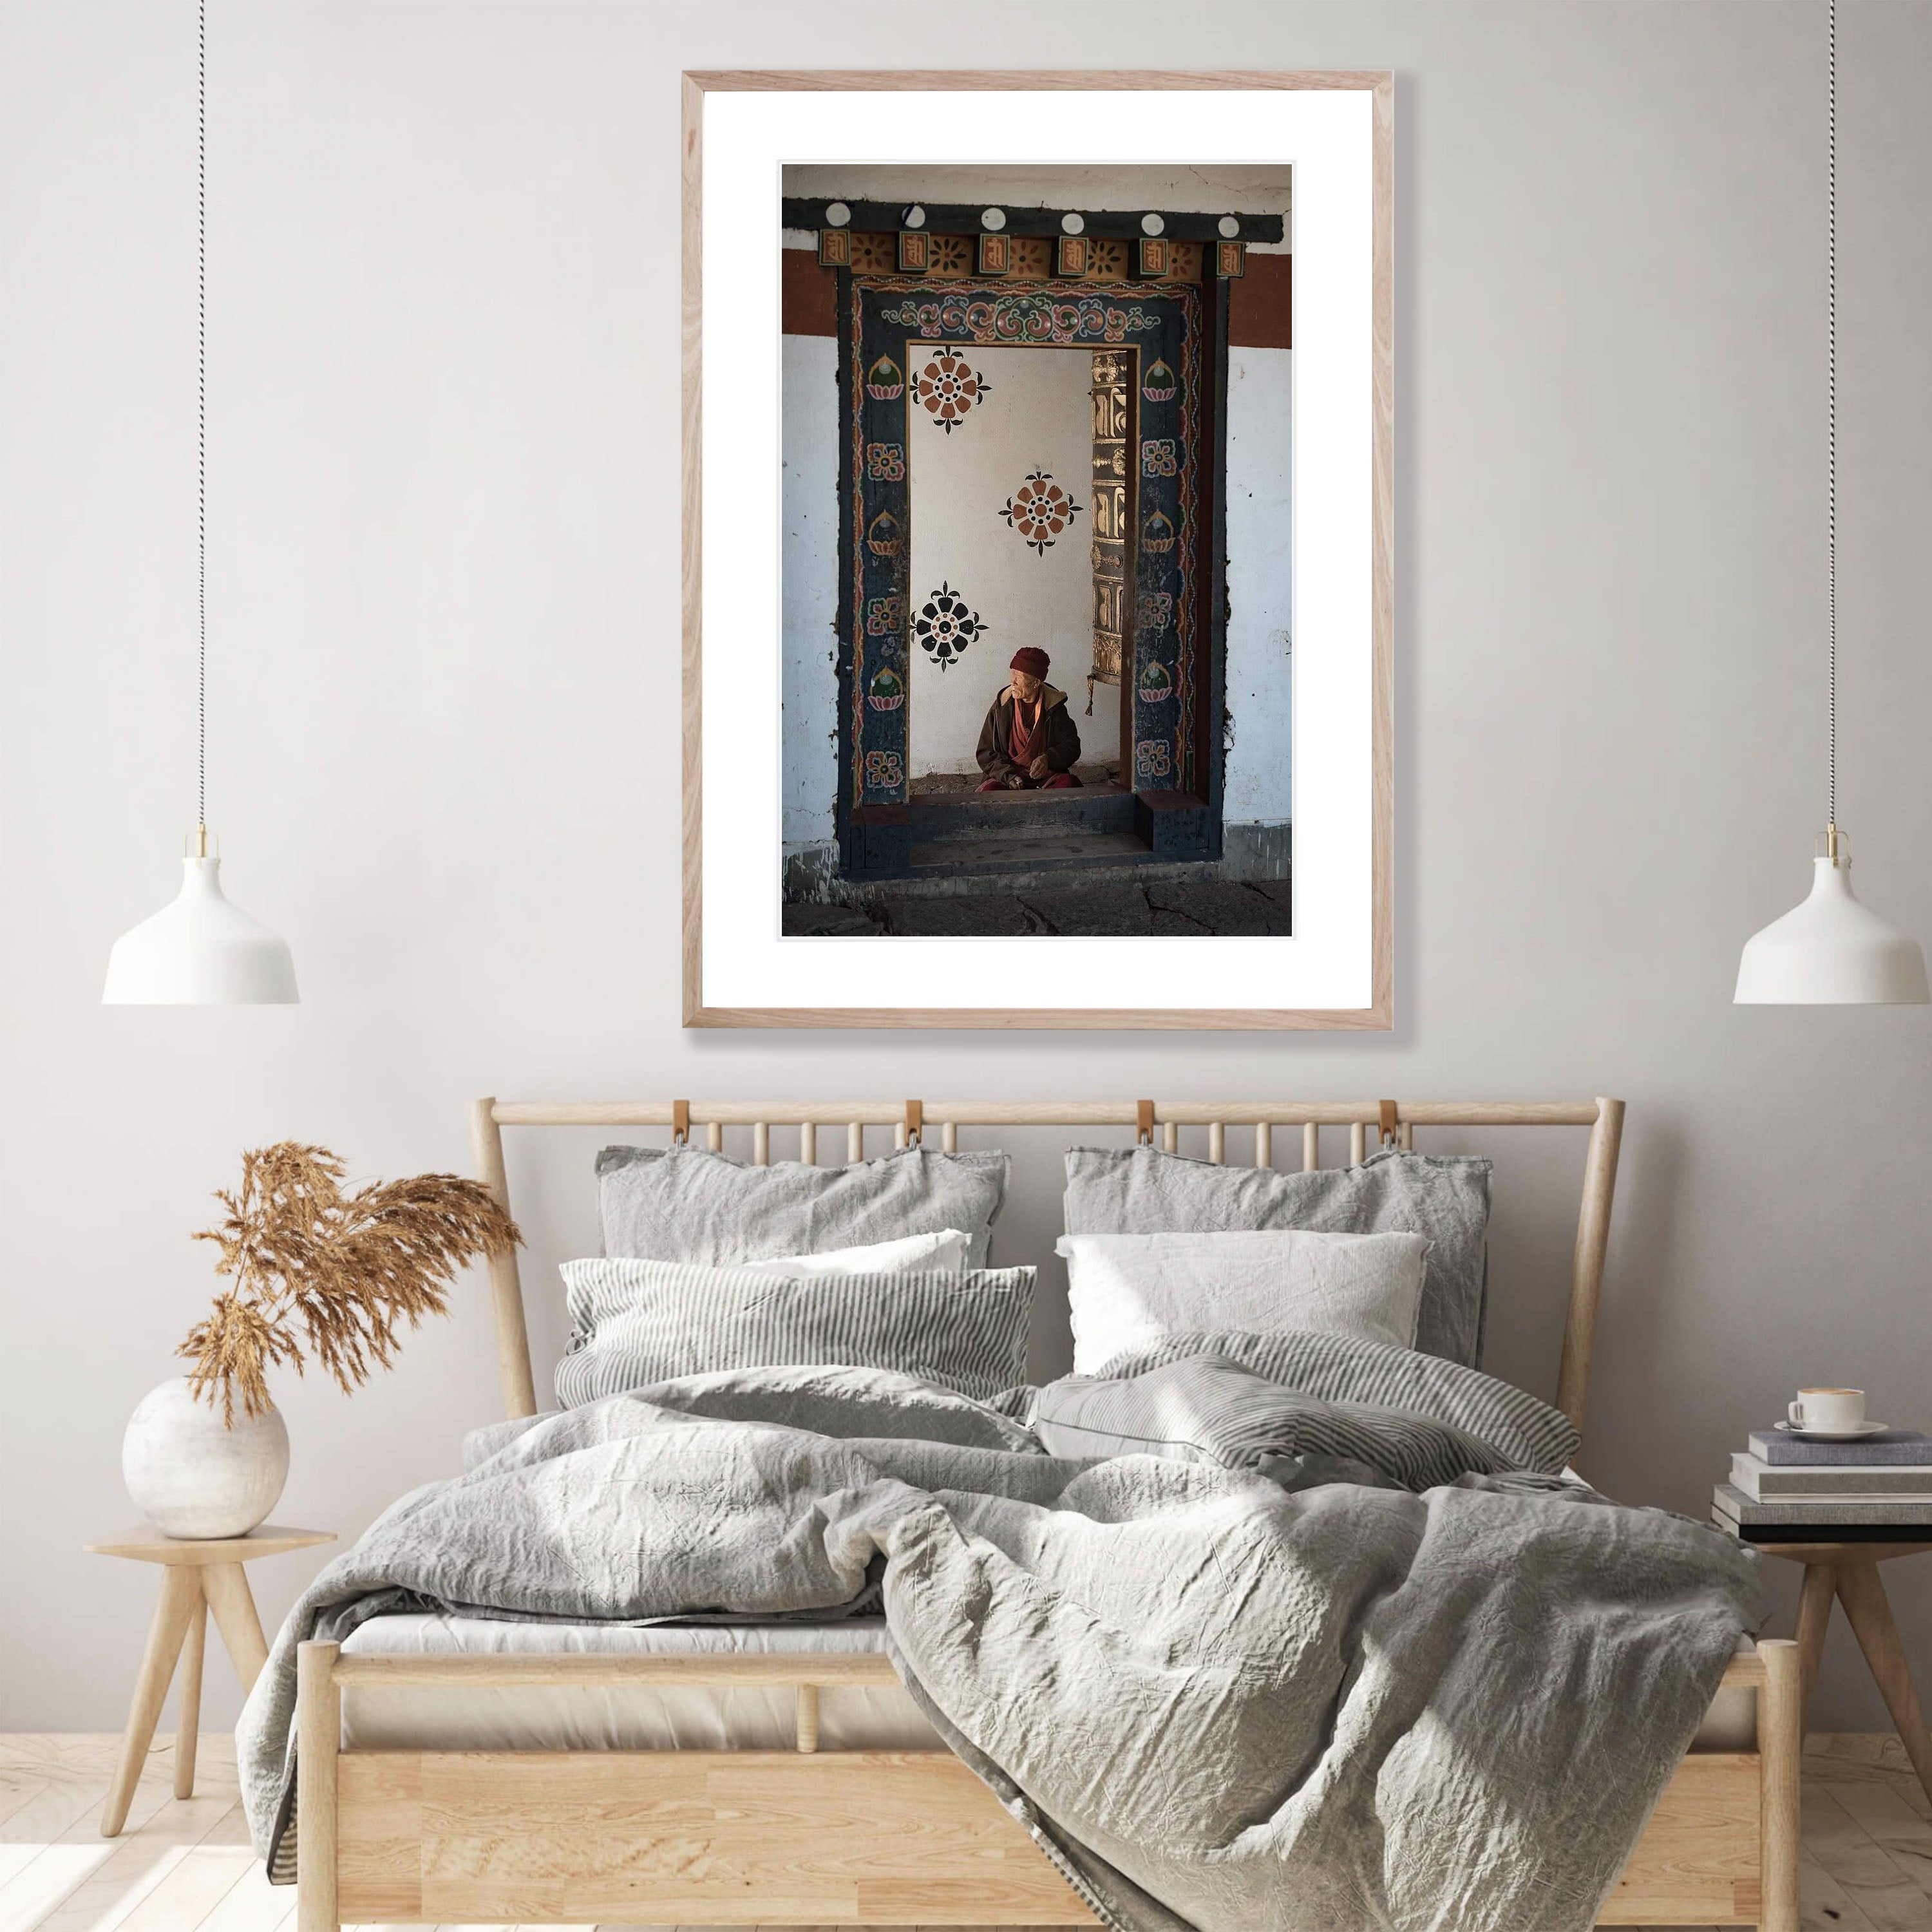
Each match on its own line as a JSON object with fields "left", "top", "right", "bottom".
{"left": 86, "top": 1520, "right": 334, "bottom": 1837}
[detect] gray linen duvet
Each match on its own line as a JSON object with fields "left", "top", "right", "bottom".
{"left": 237, "top": 1349, "right": 1761, "bottom": 1932}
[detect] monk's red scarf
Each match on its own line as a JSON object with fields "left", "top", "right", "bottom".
{"left": 1007, "top": 692, "right": 1046, "bottom": 770}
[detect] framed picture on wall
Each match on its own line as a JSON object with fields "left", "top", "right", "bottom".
{"left": 682, "top": 70, "right": 1392, "bottom": 1028}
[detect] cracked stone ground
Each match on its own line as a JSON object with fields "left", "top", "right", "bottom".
{"left": 783, "top": 878, "right": 1293, "bottom": 937}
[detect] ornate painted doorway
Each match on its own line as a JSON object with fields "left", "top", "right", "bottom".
{"left": 835, "top": 273, "right": 1228, "bottom": 878}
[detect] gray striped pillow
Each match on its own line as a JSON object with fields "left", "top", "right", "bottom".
{"left": 1079, "top": 1329, "right": 1579, "bottom": 1475}
{"left": 556, "top": 1258, "right": 1035, "bottom": 1408}
{"left": 1029, "top": 1355, "right": 1531, "bottom": 1492}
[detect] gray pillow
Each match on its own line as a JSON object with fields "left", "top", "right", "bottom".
{"left": 598, "top": 1144, "right": 1010, "bottom": 1269}
{"left": 556, "top": 1258, "right": 1035, "bottom": 1407}
{"left": 1062, "top": 1146, "right": 1492, "bottom": 1366}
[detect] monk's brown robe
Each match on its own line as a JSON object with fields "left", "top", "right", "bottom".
{"left": 974, "top": 684, "right": 1083, "bottom": 788}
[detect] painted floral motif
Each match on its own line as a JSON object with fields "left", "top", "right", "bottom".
{"left": 865, "top": 595, "right": 904, "bottom": 636}
{"left": 1000, "top": 470, "right": 1084, "bottom": 554}
{"left": 865, "top": 442, "right": 905, "bottom": 480}
{"left": 1145, "top": 591, "right": 1173, "bottom": 630}
{"left": 1137, "top": 661, "right": 1174, "bottom": 706}
{"left": 913, "top": 582, "right": 986, "bottom": 669}
{"left": 865, "top": 355, "right": 904, "bottom": 400}
{"left": 1141, "top": 439, "right": 1179, "bottom": 478}
{"left": 867, "top": 665, "right": 905, "bottom": 712}
{"left": 1141, "top": 509, "right": 1176, "bottom": 553}
{"left": 865, "top": 510, "right": 903, "bottom": 557}
{"left": 929, "top": 235, "right": 971, "bottom": 275}
{"left": 880, "top": 292, "right": 1165, "bottom": 346}
{"left": 1010, "top": 237, "right": 1051, "bottom": 278}
{"left": 1088, "top": 239, "right": 1128, "bottom": 279}
{"left": 915, "top": 350, "right": 987, "bottom": 432}
{"left": 1142, "top": 359, "right": 1177, "bottom": 402}
{"left": 864, "top": 749, "right": 904, "bottom": 790}
{"left": 1135, "top": 739, "right": 1173, "bottom": 781}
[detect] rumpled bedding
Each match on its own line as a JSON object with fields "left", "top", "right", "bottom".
{"left": 237, "top": 1345, "right": 1761, "bottom": 1932}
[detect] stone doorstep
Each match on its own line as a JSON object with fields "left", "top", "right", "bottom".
{"left": 833, "top": 855, "right": 1288, "bottom": 902}
{"left": 908, "top": 831, "right": 1153, "bottom": 878}
{"left": 781, "top": 875, "right": 1293, "bottom": 938}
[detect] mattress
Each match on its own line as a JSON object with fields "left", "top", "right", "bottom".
{"left": 338, "top": 1612, "right": 1758, "bottom": 1754}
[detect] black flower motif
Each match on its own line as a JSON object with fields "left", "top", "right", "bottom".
{"left": 913, "top": 582, "right": 986, "bottom": 670}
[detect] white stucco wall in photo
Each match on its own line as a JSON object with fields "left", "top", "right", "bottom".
{"left": 781, "top": 332, "right": 838, "bottom": 853}
{"left": 1224, "top": 344, "right": 1294, "bottom": 825}
{"left": 908, "top": 345, "right": 1094, "bottom": 776}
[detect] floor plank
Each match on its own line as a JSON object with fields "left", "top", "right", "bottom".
{"left": 1810, "top": 1739, "right": 1932, "bottom": 1819}
{"left": 1830, "top": 1783, "right": 1932, "bottom": 1906}
{"left": 1804, "top": 1785, "right": 1932, "bottom": 1932}
{"left": 1805, "top": 1845, "right": 1884, "bottom": 1931}
{"left": 0, "top": 1768, "right": 187, "bottom": 1924}
{"left": 19, "top": 1795, "right": 245, "bottom": 1932}
{"left": 111, "top": 1844, "right": 255, "bottom": 1932}
{"left": 191, "top": 1865, "right": 289, "bottom": 1932}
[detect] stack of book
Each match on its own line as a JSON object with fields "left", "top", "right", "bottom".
{"left": 1714, "top": 1429, "right": 1932, "bottom": 1540}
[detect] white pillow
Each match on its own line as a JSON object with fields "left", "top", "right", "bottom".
{"left": 1054, "top": 1229, "right": 1430, "bottom": 1373}
{"left": 733, "top": 1227, "right": 971, "bottom": 1278}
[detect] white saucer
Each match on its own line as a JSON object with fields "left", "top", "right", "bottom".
{"left": 1775, "top": 1419, "right": 1890, "bottom": 1441}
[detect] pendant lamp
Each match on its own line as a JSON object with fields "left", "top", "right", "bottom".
{"left": 104, "top": 0, "right": 298, "bottom": 1006}
{"left": 1734, "top": 0, "right": 1927, "bottom": 1006}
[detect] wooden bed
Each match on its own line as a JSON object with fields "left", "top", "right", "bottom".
{"left": 294, "top": 1096, "right": 1799, "bottom": 1931}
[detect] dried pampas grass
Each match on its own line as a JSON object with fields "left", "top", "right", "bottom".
{"left": 180, "top": 1142, "right": 522, "bottom": 1425}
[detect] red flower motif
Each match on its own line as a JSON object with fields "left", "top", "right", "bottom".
{"left": 1000, "top": 471, "right": 1085, "bottom": 555}
{"left": 915, "top": 350, "right": 987, "bottom": 433}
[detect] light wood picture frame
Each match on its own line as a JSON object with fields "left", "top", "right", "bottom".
{"left": 682, "top": 71, "right": 1393, "bottom": 1028}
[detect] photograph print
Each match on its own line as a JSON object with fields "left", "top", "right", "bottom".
{"left": 780, "top": 164, "right": 1295, "bottom": 941}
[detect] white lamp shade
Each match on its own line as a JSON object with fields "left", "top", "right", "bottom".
{"left": 1734, "top": 855, "right": 1929, "bottom": 1005}
{"left": 102, "top": 855, "right": 298, "bottom": 1005}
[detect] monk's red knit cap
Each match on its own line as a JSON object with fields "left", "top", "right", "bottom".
{"left": 1009, "top": 647, "right": 1050, "bottom": 679}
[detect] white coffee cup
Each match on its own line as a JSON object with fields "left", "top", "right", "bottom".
{"left": 1788, "top": 1387, "right": 1866, "bottom": 1433}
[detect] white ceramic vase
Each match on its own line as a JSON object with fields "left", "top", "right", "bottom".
{"left": 122, "top": 1377, "right": 289, "bottom": 1539}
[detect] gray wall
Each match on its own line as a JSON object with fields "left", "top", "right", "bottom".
{"left": 3, "top": 0, "right": 1929, "bottom": 1734}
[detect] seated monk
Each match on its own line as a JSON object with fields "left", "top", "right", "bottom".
{"left": 975, "top": 647, "right": 1082, "bottom": 791}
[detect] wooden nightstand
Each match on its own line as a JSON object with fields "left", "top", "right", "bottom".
{"left": 86, "top": 1520, "right": 334, "bottom": 1837}
{"left": 1742, "top": 1534, "right": 1932, "bottom": 1804}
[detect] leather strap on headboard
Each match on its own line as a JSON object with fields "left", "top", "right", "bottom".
{"left": 1137, "top": 1099, "right": 1156, "bottom": 1145}
{"left": 1379, "top": 1098, "right": 1398, "bottom": 1148}
{"left": 904, "top": 1099, "right": 923, "bottom": 1145}
{"left": 672, "top": 1099, "right": 690, "bottom": 1144}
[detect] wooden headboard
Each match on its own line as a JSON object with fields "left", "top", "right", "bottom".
{"left": 469, "top": 1097, "right": 1625, "bottom": 1441}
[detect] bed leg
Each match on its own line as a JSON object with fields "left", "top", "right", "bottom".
{"left": 297, "top": 1640, "right": 341, "bottom": 1932}
{"left": 1759, "top": 1637, "right": 1800, "bottom": 1932}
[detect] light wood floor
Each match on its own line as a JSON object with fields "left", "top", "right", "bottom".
{"left": 4, "top": 1733, "right": 1929, "bottom": 1932}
